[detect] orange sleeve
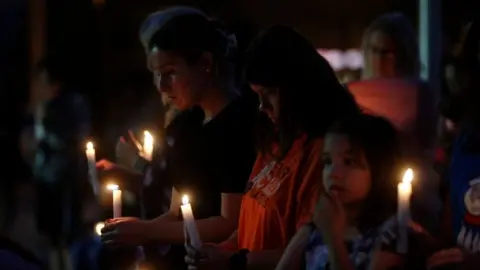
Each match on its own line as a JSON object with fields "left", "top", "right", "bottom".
{"left": 295, "top": 138, "right": 324, "bottom": 229}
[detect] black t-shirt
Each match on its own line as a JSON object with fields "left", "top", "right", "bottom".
{"left": 164, "top": 95, "right": 257, "bottom": 219}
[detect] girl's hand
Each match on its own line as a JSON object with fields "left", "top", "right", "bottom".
{"left": 313, "top": 191, "right": 346, "bottom": 244}
{"left": 101, "top": 217, "right": 148, "bottom": 246}
{"left": 427, "top": 248, "right": 465, "bottom": 269}
{"left": 184, "top": 243, "right": 234, "bottom": 270}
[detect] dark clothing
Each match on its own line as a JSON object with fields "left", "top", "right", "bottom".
{"left": 137, "top": 94, "right": 258, "bottom": 269}
{"left": 0, "top": 236, "right": 46, "bottom": 270}
{"left": 166, "top": 95, "right": 257, "bottom": 219}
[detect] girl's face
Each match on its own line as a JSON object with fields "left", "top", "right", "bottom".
{"left": 322, "top": 133, "right": 372, "bottom": 205}
{"left": 364, "top": 31, "right": 397, "bottom": 78}
{"left": 148, "top": 49, "right": 212, "bottom": 110}
{"left": 250, "top": 84, "right": 280, "bottom": 123}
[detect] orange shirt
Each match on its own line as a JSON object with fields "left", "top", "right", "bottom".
{"left": 238, "top": 135, "right": 323, "bottom": 251}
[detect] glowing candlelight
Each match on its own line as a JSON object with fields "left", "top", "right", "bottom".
{"left": 86, "top": 142, "right": 99, "bottom": 195}
{"left": 94, "top": 222, "right": 105, "bottom": 236}
{"left": 180, "top": 195, "right": 202, "bottom": 249}
{"left": 143, "top": 131, "right": 154, "bottom": 161}
{"left": 397, "top": 168, "right": 414, "bottom": 253}
{"left": 107, "top": 184, "right": 122, "bottom": 218}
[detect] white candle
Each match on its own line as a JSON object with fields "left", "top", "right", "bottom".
{"left": 107, "top": 184, "right": 122, "bottom": 218}
{"left": 143, "top": 131, "right": 154, "bottom": 161}
{"left": 180, "top": 195, "right": 202, "bottom": 249}
{"left": 86, "top": 142, "right": 99, "bottom": 195}
{"left": 397, "top": 168, "right": 414, "bottom": 253}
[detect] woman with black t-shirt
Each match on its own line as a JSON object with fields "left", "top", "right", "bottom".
{"left": 98, "top": 6, "right": 257, "bottom": 268}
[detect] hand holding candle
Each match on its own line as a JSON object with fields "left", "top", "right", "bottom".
{"left": 107, "top": 183, "right": 122, "bottom": 218}
{"left": 181, "top": 195, "right": 202, "bottom": 249}
{"left": 86, "top": 142, "right": 99, "bottom": 195}
{"left": 397, "top": 168, "right": 414, "bottom": 253}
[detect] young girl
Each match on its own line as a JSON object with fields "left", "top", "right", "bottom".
{"left": 277, "top": 114, "right": 411, "bottom": 270}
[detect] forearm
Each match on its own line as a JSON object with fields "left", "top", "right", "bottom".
{"left": 145, "top": 215, "right": 237, "bottom": 244}
{"left": 276, "top": 225, "right": 311, "bottom": 270}
{"left": 326, "top": 238, "right": 355, "bottom": 270}
{"left": 247, "top": 250, "right": 284, "bottom": 270}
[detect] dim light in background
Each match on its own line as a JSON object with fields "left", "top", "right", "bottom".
{"left": 317, "top": 49, "right": 364, "bottom": 71}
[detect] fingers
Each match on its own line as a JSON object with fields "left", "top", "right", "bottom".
{"left": 185, "top": 243, "right": 197, "bottom": 257}
{"left": 330, "top": 191, "right": 342, "bottom": 210}
{"left": 101, "top": 228, "right": 119, "bottom": 244}
{"left": 128, "top": 130, "right": 143, "bottom": 151}
{"left": 427, "top": 248, "right": 464, "bottom": 269}
{"left": 96, "top": 159, "right": 111, "bottom": 169}
{"left": 185, "top": 255, "right": 196, "bottom": 265}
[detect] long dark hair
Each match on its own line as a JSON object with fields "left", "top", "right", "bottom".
{"left": 141, "top": 7, "right": 235, "bottom": 79}
{"left": 327, "top": 114, "right": 402, "bottom": 231}
{"left": 243, "top": 25, "right": 359, "bottom": 159}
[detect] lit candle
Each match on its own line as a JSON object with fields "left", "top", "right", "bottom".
{"left": 180, "top": 195, "right": 202, "bottom": 249}
{"left": 143, "top": 131, "right": 154, "bottom": 161}
{"left": 107, "top": 184, "right": 122, "bottom": 218}
{"left": 397, "top": 168, "right": 414, "bottom": 253}
{"left": 86, "top": 142, "right": 99, "bottom": 195}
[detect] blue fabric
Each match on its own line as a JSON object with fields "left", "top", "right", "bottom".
{"left": 70, "top": 236, "right": 102, "bottom": 270}
{"left": 305, "top": 217, "right": 404, "bottom": 270}
{"left": 0, "top": 250, "right": 41, "bottom": 270}
{"left": 448, "top": 132, "right": 480, "bottom": 253}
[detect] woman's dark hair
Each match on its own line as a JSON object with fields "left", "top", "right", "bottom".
{"left": 145, "top": 8, "right": 235, "bottom": 77}
{"left": 243, "top": 25, "right": 360, "bottom": 158}
{"left": 327, "top": 114, "right": 402, "bottom": 231}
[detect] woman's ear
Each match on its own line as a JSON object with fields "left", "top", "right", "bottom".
{"left": 198, "top": 52, "right": 214, "bottom": 73}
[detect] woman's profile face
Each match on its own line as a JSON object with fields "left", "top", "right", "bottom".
{"left": 148, "top": 49, "right": 210, "bottom": 110}
{"left": 364, "top": 31, "right": 397, "bottom": 78}
{"left": 250, "top": 84, "right": 280, "bottom": 124}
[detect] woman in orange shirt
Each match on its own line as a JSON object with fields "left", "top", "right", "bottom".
{"left": 185, "top": 25, "right": 360, "bottom": 269}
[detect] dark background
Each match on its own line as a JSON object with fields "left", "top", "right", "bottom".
{"left": 0, "top": 0, "right": 478, "bottom": 159}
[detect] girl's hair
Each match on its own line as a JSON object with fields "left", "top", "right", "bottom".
{"left": 243, "top": 25, "right": 360, "bottom": 159}
{"left": 140, "top": 7, "right": 236, "bottom": 78}
{"left": 362, "top": 13, "right": 419, "bottom": 78}
{"left": 327, "top": 114, "right": 402, "bottom": 231}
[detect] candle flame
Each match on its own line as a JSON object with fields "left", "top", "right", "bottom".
{"left": 182, "top": 195, "right": 189, "bottom": 205}
{"left": 94, "top": 222, "right": 104, "bottom": 236}
{"left": 402, "top": 168, "right": 414, "bottom": 184}
{"left": 144, "top": 131, "right": 154, "bottom": 145}
{"left": 106, "top": 184, "right": 119, "bottom": 191}
{"left": 86, "top": 141, "right": 94, "bottom": 150}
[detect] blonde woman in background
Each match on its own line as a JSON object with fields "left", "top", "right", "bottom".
{"left": 347, "top": 13, "right": 440, "bottom": 231}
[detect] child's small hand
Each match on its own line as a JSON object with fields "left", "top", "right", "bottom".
{"left": 313, "top": 191, "right": 346, "bottom": 243}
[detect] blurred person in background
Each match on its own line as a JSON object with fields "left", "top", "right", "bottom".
{"left": 427, "top": 18, "right": 480, "bottom": 269}
{"left": 19, "top": 56, "right": 93, "bottom": 269}
{"left": 347, "top": 12, "right": 439, "bottom": 232}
